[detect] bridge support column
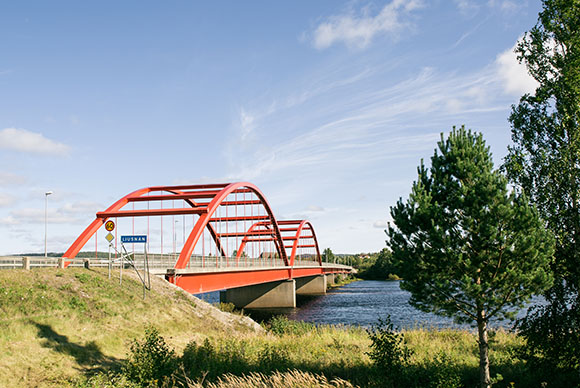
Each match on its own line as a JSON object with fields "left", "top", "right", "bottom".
{"left": 325, "top": 274, "right": 335, "bottom": 285}
{"left": 296, "top": 275, "right": 326, "bottom": 295}
{"left": 220, "top": 279, "right": 296, "bottom": 308}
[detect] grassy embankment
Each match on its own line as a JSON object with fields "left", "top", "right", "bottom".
{"left": 0, "top": 268, "right": 531, "bottom": 387}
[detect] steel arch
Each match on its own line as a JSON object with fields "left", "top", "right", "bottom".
{"left": 62, "top": 182, "right": 321, "bottom": 270}
{"left": 173, "top": 182, "right": 287, "bottom": 269}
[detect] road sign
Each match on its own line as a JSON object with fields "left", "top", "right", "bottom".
{"left": 105, "top": 220, "right": 115, "bottom": 231}
{"left": 105, "top": 233, "right": 114, "bottom": 243}
{"left": 121, "top": 235, "right": 147, "bottom": 243}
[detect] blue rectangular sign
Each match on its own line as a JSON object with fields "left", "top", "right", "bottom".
{"left": 121, "top": 235, "right": 147, "bottom": 243}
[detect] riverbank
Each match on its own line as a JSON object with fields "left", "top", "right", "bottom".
{"left": 0, "top": 269, "right": 542, "bottom": 387}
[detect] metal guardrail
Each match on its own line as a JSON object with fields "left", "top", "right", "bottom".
{"left": 0, "top": 255, "right": 341, "bottom": 272}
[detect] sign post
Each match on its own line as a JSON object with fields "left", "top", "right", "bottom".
{"left": 120, "top": 235, "right": 149, "bottom": 298}
{"left": 105, "top": 222, "right": 115, "bottom": 280}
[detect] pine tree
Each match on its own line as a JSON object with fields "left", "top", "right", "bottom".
{"left": 388, "top": 126, "right": 554, "bottom": 388}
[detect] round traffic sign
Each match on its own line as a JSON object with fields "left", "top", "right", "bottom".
{"left": 105, "top": 220, "right": 115, "bottom": 231}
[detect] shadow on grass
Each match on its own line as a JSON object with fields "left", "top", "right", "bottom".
{"left": 31, "top": 321, "right": 121, "bottom": 372}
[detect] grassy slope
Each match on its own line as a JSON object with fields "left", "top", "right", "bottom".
{"left": 0, "top": 268, "right": 261, "bottom": 387}
{"left": 0, "top": 269, "right": 529, "bottom": 388}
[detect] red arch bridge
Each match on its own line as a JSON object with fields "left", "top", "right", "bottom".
{"left": 63, "top": 182, "right": 353, "bottom": 308}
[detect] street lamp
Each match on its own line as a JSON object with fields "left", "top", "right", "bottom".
{"left": 44, "top": 191, "right": 53, "bottom": 258}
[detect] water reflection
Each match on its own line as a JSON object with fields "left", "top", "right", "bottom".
{"left": 195, "top": 280, "right": 537, "bottom": 329}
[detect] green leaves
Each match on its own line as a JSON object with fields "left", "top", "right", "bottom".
{"left": 389, "top": 126, "right": 555, "bottom": 388}
{"left": 388, "top": 126, "right": 554, "bottom": 324}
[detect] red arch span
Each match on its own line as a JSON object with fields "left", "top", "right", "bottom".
{"left": 62, "top": 182, "right": 322, "bottom": 269}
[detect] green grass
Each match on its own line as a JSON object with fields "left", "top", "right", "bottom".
{"left": 0, "top": 269, "right": 540, "bottom": 388}
{"left": 0, "top": 268, "right": 261, "bottom": 387}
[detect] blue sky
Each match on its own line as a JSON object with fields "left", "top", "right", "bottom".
{"left": 0, "top": 0, "right": 541, "bottom": 255}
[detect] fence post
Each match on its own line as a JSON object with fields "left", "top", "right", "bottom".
{"left": 22, "top": 257, "right": 30, "bottom": 270}
{"left": 57, "top": 258, "right": 65, "bottom": 269}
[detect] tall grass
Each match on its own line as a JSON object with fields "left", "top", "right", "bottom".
{"left": 71, "top": 316, "right": 542, "bottom": 388}
{"left": 0, "top": 269, "right": 548, "bottom": 388}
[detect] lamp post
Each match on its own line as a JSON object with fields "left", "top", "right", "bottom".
{"left": 44, "top": 191, "right": 53, "bottom": 258}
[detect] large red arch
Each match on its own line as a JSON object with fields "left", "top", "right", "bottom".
{"left": 62, "top": 182, "right": 321, "bottom": 269}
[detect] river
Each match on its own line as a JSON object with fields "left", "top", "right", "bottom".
{"left": 196, "top": 280, "right": 538, "bottom": 329}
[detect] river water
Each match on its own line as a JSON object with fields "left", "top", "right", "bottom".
{"left": 196, "top": 280, "right": 536, "bottom": 329}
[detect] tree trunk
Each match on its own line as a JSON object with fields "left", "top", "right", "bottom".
{"left": 477, "top": 310, "right": 491, "bottom": 388}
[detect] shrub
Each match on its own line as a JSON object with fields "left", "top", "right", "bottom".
{"left": 123, "top": 327, "right": 178, "bottom": 387}
{"left": 213, "top": 302, "right": 236, "bottom": 313}
{"left": 181, "top": 338, "right": 250, "bottom": 381}
{"left": 258, "top": 344, "right": 290, "bottom": 371}
{"left": 366, "top": 316, "right": 412, "bottom": 386}
{"left": 267, "top": 315, "right": 316, "bottom": 336}
{"left": 427, "top": 352, "right": 461, "bottom": 388}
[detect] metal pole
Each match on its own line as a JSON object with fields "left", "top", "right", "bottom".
{"left": 108, "top": 243, "right": 112, "bottom": 279}
{"left": 44, "top": 191, "right": 53, "bottom": 258}
{"left": 120, "top": 243, "right": 123, "bottom": 285}
{"left": 174, "top": 219, "right": 178, "bottom": 261}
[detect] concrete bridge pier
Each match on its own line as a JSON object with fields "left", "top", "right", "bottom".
{"left": 296, "top": 275, "right": 327, "bottom": 295}
{"left": 220, "top": 279, "right": 296, "bottom": 308}
{"left": 325, "top": 273, "right": 336, "bottom": 285}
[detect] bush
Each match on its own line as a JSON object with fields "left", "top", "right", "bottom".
{"left": 427, "top": 352, "right": 462, "bottom": 388}
{"left": 123, "top": 327, "right": 178, "bottom": 387}
{"left": 267, "top": 315, "right": 316, "bottom": 336}
{"left": 258, "top": 344, "right": 290, "bottom": 371}
{"left": 213, "top": 302, "right": 236, "bottom": 313}
{"left": 181, "top": 338, "right": 251, "bottom": 381}
{"left": 366, "top": 316, "right": 412, "bottom": 386}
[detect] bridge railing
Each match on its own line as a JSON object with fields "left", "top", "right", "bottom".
{"left": 0, "top": 254, "right": 333, "bottom": 271}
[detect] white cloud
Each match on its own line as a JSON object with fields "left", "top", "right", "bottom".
{"left": 0, "top": 193, "right": 16, "bottom": 207}
{"left": 239, "top": 109, "right": 255, "bottom": 141}
{"left": 0, "top": 172, "right": 26, "bottom": 186}
{"left": 312, "top": 0, "right": 423, "bottom": 49}
{"left": 488, "top": 0, "right": 522, "bottom": 13}
{"left": 0, "top": 128, "right": 70, "bottom": 155}
{"left": 7, "top": 208, "right": 78, "bottom": 224}
{"left": 228, "top": 64, "right": 510, "bottom": 184}
{"left": 307, "top": 205, "right": 325, "bottom": 212}
{"left": 495, "top": 40, "right": 539, "bottom": 96}
{"left": 60, "top": 201, "right": 102, "bottom": 216}
{"left": 454, "top": 0, "right": 480, "bottom": 15}
{"left": 373, "top": 220, "right": 388, "bottom": 228}
{"left": 1, "top": 200, "right": 98, "bottom": 225}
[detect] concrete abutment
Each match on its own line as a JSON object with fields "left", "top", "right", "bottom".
{"left": 295, "top": 275, "right": 327, "bottom": 295}
{"left": 220, "top": 279, "right": 296, "bottom": 308}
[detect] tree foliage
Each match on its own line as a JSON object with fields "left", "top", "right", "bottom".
{"left": 502, "top": 0, "right": 580, "bottom": 376}
{"left": 504, "top": 0, "right": 580, "bottom": 285}
{"left": 388, "top": 126, "right": 554, "bottom": 388}
{"left": 322, "top": 248, "right": 335, "bottom": 263}
{"left": 357, "top": 249, "right": 399, "bottom": 280}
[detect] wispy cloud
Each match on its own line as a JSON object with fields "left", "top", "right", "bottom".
{"left": 0, "top": 193, "right": 16, "bottom": 207}
{"left": 488, "top": 0, "right": 524, "bottom": 13}
{"left": 228, "top": 63, "right": 511, "bottom": 183}
{"left": 0, "top": 128, "right": 70, "bottom": 156}
{"left": 312, "top": 0, "right": 424, "bottom": 49}
{"left": 0, "top": 172, "right": 27, "bottom": 186}
{"left": 454, "top": 0, "right": 480, "bottom": 16}
{"left": 0, "top": 200, "right": 101, "bottom": 226}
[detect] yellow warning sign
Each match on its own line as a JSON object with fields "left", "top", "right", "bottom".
{"left": 105, "top": 233, "right": 114, "bottom": 243}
